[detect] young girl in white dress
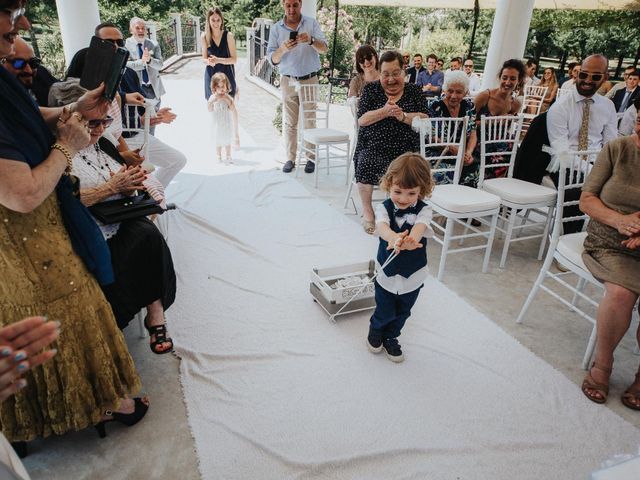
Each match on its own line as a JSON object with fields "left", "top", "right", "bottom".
{"left": 208, "top": 72, "right": 239, "bottom": 164}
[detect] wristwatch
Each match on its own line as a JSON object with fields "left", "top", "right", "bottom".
{"left": 309, "top": 36, "right": 314, "bottom": 45}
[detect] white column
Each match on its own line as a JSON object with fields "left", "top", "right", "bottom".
{"left": 481, "top": 0, "right": 534, "bottom": 89}
{"left": 55, "top": 0, "right": 100, "bottom": 65}
{"left": 302, "top": 0, "right": 317, "bottom": 19}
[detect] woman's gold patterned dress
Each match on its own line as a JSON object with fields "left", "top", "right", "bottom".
{"left": 0, "top": 194, "right": 141, "bottom": 441}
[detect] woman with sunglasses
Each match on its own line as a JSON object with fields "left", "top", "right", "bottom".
{"left": 0, "top": 1, "right": 144, "bottom": 450}
{"left": 348, "top": 45, "right": 380, "bottom": 98}
{"left": 538, "top": 67, "right": 558, "bottom": 112}
{"left": 52, "top": 91, "right": 176, "bottom": 356}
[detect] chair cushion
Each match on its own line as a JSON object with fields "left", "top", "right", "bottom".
{"left": 483, "top": 177, "right": 556, "bottom": 205}
{"left": 303, "top": 128, "right": 349, "bottom": 143}
{"left": 557, "top": 232, "right": 588, "bottom": 270}
{"left": 429, "top": 184, "right": 501, "bottom": 213}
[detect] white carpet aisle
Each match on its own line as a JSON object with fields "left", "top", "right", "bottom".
{"left": 159, "top": 170, "right": 640, "bottom": 480}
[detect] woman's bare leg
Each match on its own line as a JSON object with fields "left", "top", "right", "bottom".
{"left": 585, "top": 282, "right": 638, "bottom": 400}
{"left": 357, "top": 182, "right": 375, "bottom": 222}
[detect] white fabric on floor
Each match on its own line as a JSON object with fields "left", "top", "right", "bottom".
{"left": 161, "top": 170, "right": 640, "bottom": 480}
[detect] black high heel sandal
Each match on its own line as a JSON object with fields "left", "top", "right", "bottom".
{"left": 95, "top": 396, "right": 149, "bottom": 438}
{"left": 144, "top": 315, "right": 174, "bottom": 355}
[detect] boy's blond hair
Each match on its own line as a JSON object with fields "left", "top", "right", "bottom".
{"left": 380, "top": 153, "right": 434, "bottom": 199}
{"left": 210, "top": 72, "right": 231, "bottom": 94}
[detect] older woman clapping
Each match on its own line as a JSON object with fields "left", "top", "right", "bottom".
{"left": 579, "top": 110, "right": 640, "bottom": 410}
{"left": 353, "top": 50, "right": 428, "bottom": 234}
{"left": 68, "top": 117, "right": 177, "bottom": 355}
{"left": 426, "top": 70, "right": 477, "bottom": 184}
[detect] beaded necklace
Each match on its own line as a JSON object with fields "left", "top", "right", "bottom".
{"left": 80, "top": 144, "right": 114, "bottom": 183}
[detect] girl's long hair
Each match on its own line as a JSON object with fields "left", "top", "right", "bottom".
{"left": 204, "top": 7, "right": 225, "bottom": 46}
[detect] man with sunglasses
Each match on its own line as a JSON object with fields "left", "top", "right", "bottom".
{"left": 1, "top": 35, "right": 57, "bottom": 107}
{"left": 546, "top": 54, "right": 618, "bottom": 233}
{"left": 463, "top": 58, "right": 481, "bottom": 95}
{"left": 92, "top": 22, "right": 187, "bottom": 188}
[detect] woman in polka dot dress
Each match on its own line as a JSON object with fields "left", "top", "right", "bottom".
{"left": 353, "top": 50, "right": 428, "bottom": 234}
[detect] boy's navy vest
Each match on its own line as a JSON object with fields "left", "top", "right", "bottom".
{"left": 377, "top": 199, "right": 428, "bottom": 278}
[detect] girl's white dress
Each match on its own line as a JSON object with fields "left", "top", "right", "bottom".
{"left": 209, "top": 95, "right": 233, "bottom": 147}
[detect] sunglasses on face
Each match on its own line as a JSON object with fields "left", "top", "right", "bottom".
{"left": 104, "top": 38, "right": 125, "bottom": 47}
{"left": 464, "top": 64, "right": 473, "bottom": 68}
{"left": 88, "top": 116, "right": 114, "bottom": 130}
{"left": 578, "top": 71, "right": 604, "bottom": 82}
{"left": 359, "top": 54, "right": 374, "bottom": 63}
{"left": 1, "top": 7, "right": 25, "bottom": 27}
{"left": 8, "top": 56, "right": 40, "bottom": 70}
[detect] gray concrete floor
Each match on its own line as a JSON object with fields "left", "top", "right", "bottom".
{"left": 21, "top": 56, "right": 640, "bottom": 480}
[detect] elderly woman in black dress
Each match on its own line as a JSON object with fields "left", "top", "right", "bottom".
{"left": 353, "top": 50, "right": 428, "bottom": 234}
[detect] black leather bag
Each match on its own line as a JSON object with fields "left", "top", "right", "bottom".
{"left": 89, "top": 193, "right": 164, "bottom": 224}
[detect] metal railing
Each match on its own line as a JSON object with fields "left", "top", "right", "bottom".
{"left": 151, "top": 13, "right": 201, "bottom": 61}
{"left": 247, "top": 19, "right": 279, "bottom": 88}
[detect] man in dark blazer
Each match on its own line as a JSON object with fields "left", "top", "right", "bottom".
{"left": 405, "top": 54, "right": 426, "bottom": 84}
{"left": 612, "top": 69, "right": 640, "bottom": 112}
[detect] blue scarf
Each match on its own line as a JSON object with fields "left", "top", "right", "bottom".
{"left": 0, "top": 68, "right": 114, "bottom": 285}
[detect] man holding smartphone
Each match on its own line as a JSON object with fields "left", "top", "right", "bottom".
{"left": 267, "top": 0, "right": 328, "bottom": 174}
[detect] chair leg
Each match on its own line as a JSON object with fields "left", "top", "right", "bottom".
{"left": 437, "top": 218, "right": 454, "bottom": 281}
{"left": 137, "top": 309, "right": 147, "bottom": 339}
{"left": 482, "top": 213, "right": 499, "bottom": 273}
{"left": 314, "top": 144, "right": 320, "bottom": 188}
{"left": 344, "top": 179, "right": 355, "bottom": 210}
{"left": 538, "top": 206, "right": 554, "bottom": 260}
{"left": 325, "top": 144, "right": 330, "bottom": 175}
{"left": 345, "top": 140, "right": 351, "bottom": 185}
{"left": 582, "top": 324, "right": 597, "bottom": 370}
{"left": 570, "top": 277, "right": 587, "bottom": 311}
{"left": 459, "top": 217, "right": 472, "bottom": 246}
{"left": 499, "top": 207, "right": 518, "bottom": 268}
{"left": 516, "top": 250, "right": 554, "bottom": 324}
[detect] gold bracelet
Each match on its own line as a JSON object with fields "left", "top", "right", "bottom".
{"left": 51, "top": 143, "right": 73, "bottom": 175}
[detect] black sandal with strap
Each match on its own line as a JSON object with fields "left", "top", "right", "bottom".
{"left": 144, "top": 316, "right": 174, "bottom": 355}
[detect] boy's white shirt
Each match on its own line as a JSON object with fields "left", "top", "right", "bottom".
{"left": 374, "top": 201, "right": 433, "bottom": 295}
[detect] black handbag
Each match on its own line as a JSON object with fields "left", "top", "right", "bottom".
{"left": 89, "top": 193, "right": 165, "bottom": 224}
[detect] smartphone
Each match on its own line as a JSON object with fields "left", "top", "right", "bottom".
{"left": 289, "top": 31, "right": 298, "bottom": 41}
{"left": 80, "top": 36, "right": 130, "bottom": 102}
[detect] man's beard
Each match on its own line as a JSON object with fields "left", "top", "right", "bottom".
{"left": 17, "top": 73, "right": 33, "bottom": 87}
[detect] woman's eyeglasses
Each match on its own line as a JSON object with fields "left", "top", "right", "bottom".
{"left": 1, "top": 7, "right": 26, "bottom": 27}
{"left": 381, "top": 70, "right": 404, "bottom": 79}
{"left": 88, "top": 116, "right": 114, "bottom": 130}
{"left": 104, "top": 38, "right": 125, "bottom": 47}
{"left": 359, "top": 54, "right": 374, "bottom": 63}
{"left": 578, "top": 71, "right": 604, "bottom": 82}
{"left": 8, "top": 57, "right": 40, "bottom": 70}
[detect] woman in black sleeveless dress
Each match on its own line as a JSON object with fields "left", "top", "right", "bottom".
{"left": 202, "top": 7, "right": 237, "bottom": 99}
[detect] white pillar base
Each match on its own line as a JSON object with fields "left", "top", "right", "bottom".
{"left": 302, "top": 0, "right": 318, "bottom": 19}
{"left": 55, "top": 0, "right": 101, "bottom": 66}
{"left": 481, "top": 0, "right": 534, "bottom": 90}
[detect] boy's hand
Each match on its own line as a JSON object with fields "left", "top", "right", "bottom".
{"left": 387, "top": 231, "right": 408, "bottom": 253}
{"left": 399, "top": 236, "right": 421, "bottom": 251}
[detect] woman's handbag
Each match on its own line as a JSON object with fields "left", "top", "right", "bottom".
{"left": 89, "top": 193, "right": 165, "bottom": 224}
